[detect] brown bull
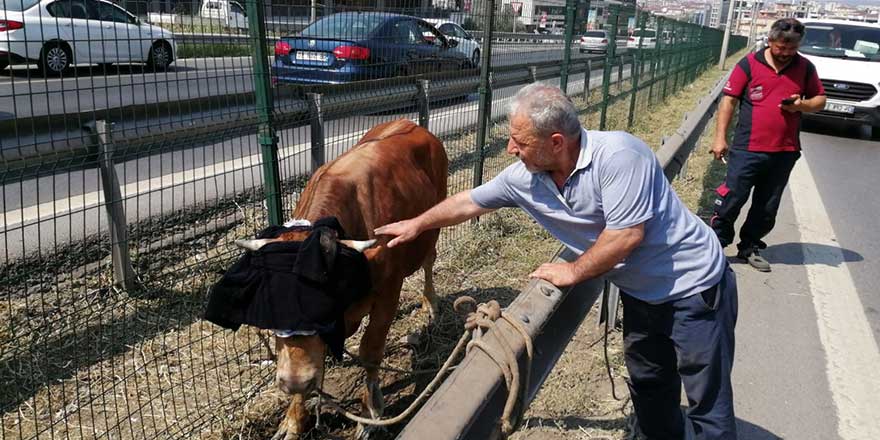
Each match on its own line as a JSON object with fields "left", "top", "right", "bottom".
{"left": 237, "top": 119, "right": 448, "bottom": 439}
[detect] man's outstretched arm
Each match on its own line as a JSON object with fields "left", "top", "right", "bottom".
{"left": 374, "top": 190, "right": 496, "bottom": 248}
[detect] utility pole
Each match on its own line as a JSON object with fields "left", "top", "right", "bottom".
{"left": 718, "top": 0, "right": 738, "bottom": 69}
{"left": 748, "top": 0, "right": 759, "bottom": 48}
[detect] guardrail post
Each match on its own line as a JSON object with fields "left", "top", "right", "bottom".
{"left": 95, "top": 120, "right": 136, "bottom": 291}
{"left": 559, "top": 0, "right": 576, "bottom": 93}
{"left": 473, "top": 0, "right": 495, "bottom": 190}
{"left": 307, "top": 93, "right": 325, "bottom": 171}
{"left": 617, "top": 55, "right": 624, "bottom": 92}
{"left": 583, "top": 58, "right": 592, "bottom": 103}
{"left": 246, "top": 0, "right": 283, "bottom": 226}
{"left": 599, "top": 4, "right": 619, "bottom": 131}
{"left": 627, "top": 8, "right": 646, "bottom": 129}
{"left": 529, "top": 66, "right": 538, "bottom": 83}
{"left": 649, "top": 16, "right": 663, "bottom": 104}
{"left": 416, "top": 79, "right": 430, "bottom": 129}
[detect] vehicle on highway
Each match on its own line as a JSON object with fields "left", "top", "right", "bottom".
{"left": 0, "top": 0, "right": 176, "bottom": 76}
{"left": 199, "top": 0, "right": 246, "bottom": 30}
{"left": 579, "top": 29, "right": 625, "bottom": 54}
{"left": 627, "top": 28, "right": 657, "bottom": 49}
{"left": 425, "top": 18, "right": 480, "bottom": 67}
{"left": 799, "top": 19, "right": 880, "bottom": 137}
{"left": 272, "top": 12, "right": 468, "bottom": 85}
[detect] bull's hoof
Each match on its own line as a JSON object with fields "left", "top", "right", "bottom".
{"left": 270, "top": 424, "right": 300, "bottom": 440}
{"left": 271, "top": 412, "right": 309, "bottom": 440}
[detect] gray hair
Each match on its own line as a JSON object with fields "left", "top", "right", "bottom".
{"left": 768, "top": 18, "right": 805, "bottom": 43}
{"left": 508, "top": 83, "right": 582, "bottom": 138}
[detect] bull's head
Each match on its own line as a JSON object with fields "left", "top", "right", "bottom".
{"left": 234, "top": 231, "right": 375, "bottom": 397}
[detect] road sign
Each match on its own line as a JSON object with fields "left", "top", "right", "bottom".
{"left": 510, "top": 1, "right": 522, "bottom": 15}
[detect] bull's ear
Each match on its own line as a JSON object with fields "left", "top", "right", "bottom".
{"left": 234, "top": 239, "right": 274, "bottom": 251}
{"left": 338, "top": 239, "right": 377, "bottom": 253}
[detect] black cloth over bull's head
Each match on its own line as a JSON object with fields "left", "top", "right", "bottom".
{"left": 204, "top": 217, "right": 372, "bottom": 359}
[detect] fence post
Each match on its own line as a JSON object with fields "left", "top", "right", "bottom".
{"left": 246, "top": 0, "right": 282, "bottom": 226}
{"left": 599, "top": 4, "right": 619, "bottom": 131}
{"left": 627, "top": 8, "right": 646, "bottom": 129}
{"left": 617, "top": 54, "right": 624, "bottom": 92}
{"left": 529, "top": 65, "right": 538, "bottom": 83}
{"left": 307, "top": 93, "right": 325, "bottom": 172}
{"left": 95, "top": 120, "right": 136, "bottom": 291}
{"left": 416, "top": 79, "right": 430, "bottom": 129}
{"left": 472, "top": 0, "right": 495, "bottom": 190}
{"left": 559, "top": 0, "right": 576, "bottom": 93}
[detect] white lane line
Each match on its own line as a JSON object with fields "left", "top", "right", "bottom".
{"left": 788, "top": 157, "right": 880, "bottom": 439}
{"left": 0, "top": 108, "right": 475, "bottom": 230}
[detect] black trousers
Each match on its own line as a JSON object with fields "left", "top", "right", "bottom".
{"left": 622, "top": 265, "right": 738, "bottom": 440}
{"left": 711, "top": 149, "right": 801, "bottom": 251}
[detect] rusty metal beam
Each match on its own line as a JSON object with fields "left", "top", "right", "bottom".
{"left": 396, "top": 247, "right": 604, "bottom": 440}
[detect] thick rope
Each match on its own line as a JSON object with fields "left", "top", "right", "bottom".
{"left": 315, "top": 296, "right": 534, "bottom": 438}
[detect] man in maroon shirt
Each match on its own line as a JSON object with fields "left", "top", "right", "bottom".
{"left": 711, "top": 18, "right": 826, "bottom": 272}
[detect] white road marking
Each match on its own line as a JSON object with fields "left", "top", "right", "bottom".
{"left": 788, "top": 157, "right": 880, "bottom": 439}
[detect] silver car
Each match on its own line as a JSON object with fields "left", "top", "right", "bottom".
{"left": 425, "top": 19, "right": 481, "bottom": 67}
{"left": 579, "top": 30, "right": 610, "bottom": 53}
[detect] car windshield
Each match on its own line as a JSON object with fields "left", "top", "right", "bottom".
{"left": 584, "top": 31, "right": 605, "bottom": 38}
{"left": 1, "top": 0, "right": 41, "bottom": 11}
{"left": 801, "top": 23, "right": 880, "bottom": 62}
{"left": 299, "top": 13, "right": 387, "bottom": 40}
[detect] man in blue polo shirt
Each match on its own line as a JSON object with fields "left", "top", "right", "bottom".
{"left": 375, "top": 83, "right": 739, "bottom": 439}
{"left": 711, "top": 18, "right": 826, "bottom": 272}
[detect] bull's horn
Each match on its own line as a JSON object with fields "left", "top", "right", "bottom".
{"left": 234, "top": 239, "right": 274, "bottom": 251}
{"left": 339, "top": 239, "right": 377, "bottom": 253}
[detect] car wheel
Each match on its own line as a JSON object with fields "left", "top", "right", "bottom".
{"left": 872, "top": 125, "right": 880, "bottom": 140}
{"left": 471, "top": 49, "right": 480, "bottom": 68}
{"left": 40, "top": 42, "right": 72, "bottom": 77}
{"left": 148, "top": 42, "right": 173, "bottom": 71}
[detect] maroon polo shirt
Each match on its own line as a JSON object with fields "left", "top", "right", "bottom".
{"left": 722, "top": 50, "right": 825, "bottom": 152}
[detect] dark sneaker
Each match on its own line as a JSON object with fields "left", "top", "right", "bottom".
{"left": 737, "top": 247, "right": 771, "bottom": 272}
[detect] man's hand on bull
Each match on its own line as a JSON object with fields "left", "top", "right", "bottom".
{"left": 529, "top": 262, "right": 580, "bottom": 287}
{"left": 374, "top": 219, "right": 422, "bottom": 248}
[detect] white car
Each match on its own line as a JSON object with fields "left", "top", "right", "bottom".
{"left": 627, "top": 28, "right": 657, "bottom": 49}
{"left": 199, "top": 0, "right": 247, "bottom": 30}
{"left": 1, "top": 0, "right": 176, "bottom": 76}
{"left": 425, "top": 19, "right": 481, "bottom": 67}
{"left": 799, "top": 19, "right": 880, "bottom": 138}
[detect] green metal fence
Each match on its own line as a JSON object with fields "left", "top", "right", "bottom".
{"left": 0, "top": 0, "right": 745, "bottom": 437}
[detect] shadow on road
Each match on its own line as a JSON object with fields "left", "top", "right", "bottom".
{"left": 737, "top": 417, "right": 785, "bottom": 440}
{"left": 757, "top": 241, "right": 864, "bottom": 267}
{"left": 802, "top": 119, "right": 877, "bottom": 141}
{"left": 1, "top": 63, "right": 189, "bottom": 80}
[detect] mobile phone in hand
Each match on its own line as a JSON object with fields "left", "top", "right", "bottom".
{"left": 781, "top": 97, "right": 797, "bottom": 105}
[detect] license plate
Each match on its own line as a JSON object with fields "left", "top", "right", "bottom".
{"left": 294, "top": 51, "right": 328, "bottom": 62}
{"left": 826, "top": 102, "right": 855, "bottom": 114}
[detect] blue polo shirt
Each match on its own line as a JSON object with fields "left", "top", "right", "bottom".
{"left": 470, "top": 129, "right": 725, "bottom": 304}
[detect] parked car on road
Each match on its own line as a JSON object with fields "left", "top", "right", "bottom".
{"left": 425, "top": 18, "right": 480, "bottom": 67}
{"left": 0, "top": 0, "right": 176, "bottom": 75}
{"left": 272, "top": 12, "right": 468, "bottom": 85}
{"left": 199, "top": 0, "right": 246, "bottom": 30}
{"left": 627, "top": 28, "right": 657, "bottom": 49}
{"left": 799, "top": 19, "right": 880, "bottom": 138}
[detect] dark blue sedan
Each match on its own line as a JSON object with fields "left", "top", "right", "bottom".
{"left": 272, "top": 12, "right": 471, "bottom": 85}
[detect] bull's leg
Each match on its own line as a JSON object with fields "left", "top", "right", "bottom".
{"left": 421, "top": 247, "right": 439, "bottom": 324}
{"left": 355, "top": 280, "right": 402, "bottom": 439}
{"left": 271, "top": 393, "right": 309, "bottom": 440}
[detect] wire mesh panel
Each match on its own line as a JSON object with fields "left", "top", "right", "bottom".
{"left": 1, "top": 0, "right": 747, "bottom": 436}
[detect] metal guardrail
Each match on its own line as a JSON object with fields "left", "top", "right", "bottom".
{"left": 171, "top": 31, "right": 574, "bottom": 45}
{"left": 397, "top": 65, "right": 734, "bottom": 440}
{"left": 1, "top": 56, "right": 608, "bottom": 183}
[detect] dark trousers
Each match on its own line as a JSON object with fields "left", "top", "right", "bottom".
{"left": 622, "top": 265, "right": 738, "bottom": 440}
{"left": 711, "top": 148, "right": 801, "bottom": 251}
